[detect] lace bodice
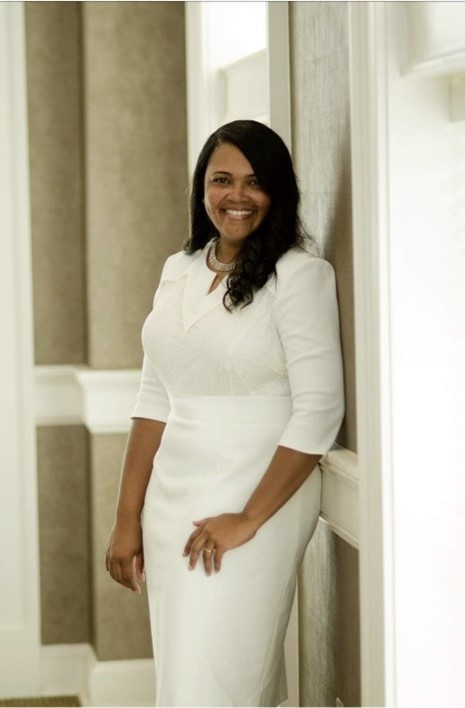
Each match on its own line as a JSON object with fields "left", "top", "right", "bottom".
{"left": 142, "top": 268, "right": 289, "bottom": 398}
{"left": 133, "top": 242, "right": 345, "bottom": 455}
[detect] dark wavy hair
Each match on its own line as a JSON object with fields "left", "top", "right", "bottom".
{"left": 184, "top": 120, "right": 311, "bottom": 310}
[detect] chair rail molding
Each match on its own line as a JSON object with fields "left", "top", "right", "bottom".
{"left": 402, "top": 3, "right": 465, "bottom": 122}
{"left": 320, "top": 446, "right": 359, "bottom": 549}
{"left": 35, "top": 366, "right": 141, "bottom": 434}
{"left": 0, "top": 2, "right": 41, "bottom": 697}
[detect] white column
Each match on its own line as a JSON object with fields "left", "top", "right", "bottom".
{"left": 0, "top": 2, "right": 41, "bottom": 697}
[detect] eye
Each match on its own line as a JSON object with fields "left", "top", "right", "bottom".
{"left": 212, "top": 176, "right": 229, "bottom": 184}
{"left": 249, "top": 177, "right": 262, "bottom": 188}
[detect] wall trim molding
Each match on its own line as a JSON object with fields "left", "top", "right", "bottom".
{"left": 34, "top": 365, "right": 140, "bottom": 433}
{"left": 75, "top": 368, "right": 141, "bottom": 434}
{"left": 320, "top": 446, "right": 359, "bottom": 548}
{"left": 40, "top": 644, "right": 155, "bottom": 707}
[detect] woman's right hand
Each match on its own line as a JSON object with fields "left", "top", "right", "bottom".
{"left": 106, "top": 517, "right": 145, "bottom": 593}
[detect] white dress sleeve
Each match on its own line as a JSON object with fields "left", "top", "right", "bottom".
{"left": 131, "top": 353, "right": 170, "bottom": 423}
{"left": 274, "top": 256, "right": 345, "bottom": 455}
{"left": 130, "top": 256, "right": 179, "bottom": 424}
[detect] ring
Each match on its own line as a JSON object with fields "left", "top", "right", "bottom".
{"left": 203, "top": 548, "right": 214, "bottom": 554}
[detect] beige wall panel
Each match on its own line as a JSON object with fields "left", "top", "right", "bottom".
{"left": 91, "top": 433, "right": 152, "bottom": 660}
{"left": 83, "top": 2, "right": 188, "bottom": 369}
{"left": 290, "top": 1, "right": 356, "bottom": 453}
{"left": 290, "top": 4, "right": 361, "bottom": 705}
{"left": 298, "top": 522, "right": 361, "bottom": 707}
{"left": 25, "top": 3, "right": 87, "bottom": 365}
{"left": 37, "top": 426, "right": 91, "bottom": 644}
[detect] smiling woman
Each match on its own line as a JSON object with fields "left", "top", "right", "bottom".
{"left": 203, "top": 143, "right": 271, "bottom": 253}
{"left": 106, "top": 119, "right": 345, "bottom": 707}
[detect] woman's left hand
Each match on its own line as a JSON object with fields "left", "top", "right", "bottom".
{"left": 183, "top": 513, "right": 258, "bottom": 575}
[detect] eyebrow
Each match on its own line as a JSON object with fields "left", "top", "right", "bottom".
{"left": 210, "top": 170, "right": 257, "bottom": 177}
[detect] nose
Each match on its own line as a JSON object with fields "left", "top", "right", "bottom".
{"left": 229, "top": 181, "right": 247, "bottom": 201}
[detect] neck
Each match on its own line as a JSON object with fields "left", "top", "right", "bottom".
{"left": 215, "top": 237, "right": 242, "bottom": 263}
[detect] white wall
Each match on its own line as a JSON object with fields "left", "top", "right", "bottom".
{"left": 387, "top": 5, "right": 465, "bottom": 705}
{"left": 351, "top": 3, "right": 465, "bottom": 705}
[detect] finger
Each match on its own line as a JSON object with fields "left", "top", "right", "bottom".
{"left": 110, "top": 560, "right": 123, "bottom": 585}
{"left": 188, "top": 533, "right": 208, "bottom": 570}
{"left": 183, "top": 526, "right": 203, "bottom": 556}
{"left": 121, "top": 559, "right": 141, "bottom": 593}
{"left": 111, "top": 557, "right": 139, "bottom": 592}
{"left": 193, "top": 518, "right": 208, "bottom": 526}
{"left": 214, "top": 547, "right": 224, "bottom": 573}
{"left": 203, "top": 547, "right": 214, "bottom": 576}
{"left": 135, "top": 552, "right": 145, "bottom": 582}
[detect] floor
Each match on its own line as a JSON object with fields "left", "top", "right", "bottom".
{"left": 0, "top": 698, "right": 80, "bottom": 707}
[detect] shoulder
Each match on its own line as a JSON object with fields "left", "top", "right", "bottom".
{"left": 266, "top": 248, "right": 335, "bottom": 296}
{"left": 160, "top": 248, "right": 201, "bottom": 282}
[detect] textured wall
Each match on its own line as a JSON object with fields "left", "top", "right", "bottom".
{"left": 290, "top": 3, "right": 361, "bottom": 705}
{"left": 83, "top": 2, "right": 188, "bottom": 369}
{"left": 298, "top": 522, "right": 360, "bottom": 707}
{"left": 27, "top": 1, "right": 188, "bottom": 660}
{"left": 37, "top": 426, "right": 91, "bottom": 644}
{"left": 290, "top": 1, "right": 356, "bottom": 454}
{"left": 90, "top": 434, "right": 152, "bottom": 661}
{"left": 25, "top": 3, "right": 87, "bottom": 365}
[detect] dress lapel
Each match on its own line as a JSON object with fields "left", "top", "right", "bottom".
{"left": 182, "top": 246, "right": 227, "bottom": 332}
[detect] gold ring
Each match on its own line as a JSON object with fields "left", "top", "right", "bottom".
{"left": 203, "top": 548, "right": 214, "bottom": 554}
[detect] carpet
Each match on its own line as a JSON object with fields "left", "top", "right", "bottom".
{"left": 0, "top": 697, "right": 80, "bottom": 707}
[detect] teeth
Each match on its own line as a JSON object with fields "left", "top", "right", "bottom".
{"left": 225, "top": 209, "right": 252, "bottom": 216}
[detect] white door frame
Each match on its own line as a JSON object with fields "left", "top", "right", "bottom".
{"left": 0, "top": 2, "right": 41, "bottom": 698}
{"left": 349, "top": 4, "right": 396, "bottom": 704}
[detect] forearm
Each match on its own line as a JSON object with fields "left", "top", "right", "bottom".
{"left": 242, "top": 446, "right": 321, "bottom": 530}
{"left": 115, "top": 417, "right": 166, "bottom": 522}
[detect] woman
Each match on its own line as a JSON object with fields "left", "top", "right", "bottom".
{"left": 106, "top": 120, "right": 344, "bottom": 707}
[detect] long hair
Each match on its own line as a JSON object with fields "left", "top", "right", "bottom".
{"left": 185, "top": 120, "right": 311, "bottom": 310}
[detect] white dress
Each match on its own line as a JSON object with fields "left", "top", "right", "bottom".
{"left": 132, "top": 240, "right": 344, "bottom": 707}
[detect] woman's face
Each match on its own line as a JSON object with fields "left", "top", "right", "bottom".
{"left": 203, "top": 142, "right": 271, "bottom": 247}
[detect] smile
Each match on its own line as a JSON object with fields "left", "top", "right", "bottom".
{"left": 224, "top": 209, "right": 254, "bottom": 218}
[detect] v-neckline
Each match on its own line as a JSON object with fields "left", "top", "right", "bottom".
{"left": 182, "top": 243, "right": 227, "bottom": 331}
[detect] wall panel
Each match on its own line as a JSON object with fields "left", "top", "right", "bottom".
{"left": 290, "top": 1, "right": 356, "bottom": 453}
{"left": 27, "top": 1, "right": 188, "bottom": 663}
{"left": 90, "top": 433, "right": 152, "bottom": 661}
{"left": 298, "top": 522, "right": 361, "bottom": 707}
{"left": 25, "top": 2, "right": 87, "bottom": 365}
{"left": 37, "top": 426, "right": 91, "bottom": 645}
{"left": 83, "top": 2, "right": 188, "bottom": 369}
{"left": 290, "top": 3, "right": 361, "bottom": 705}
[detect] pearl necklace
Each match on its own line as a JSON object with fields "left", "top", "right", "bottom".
{"left": 207, "top": 240, "right": 236, "bottom": 273}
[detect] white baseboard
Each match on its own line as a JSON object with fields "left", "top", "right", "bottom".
{"left": 89, "top": 657, "right": 155, "bottom": 708}
{"left": 41, "top": 644, "right": 93, "bottom": 703}
{"left": 40, "top": 644, "right": 155, "bottom": 707}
